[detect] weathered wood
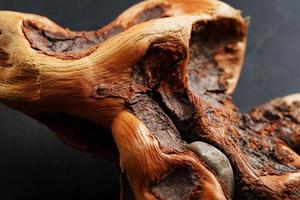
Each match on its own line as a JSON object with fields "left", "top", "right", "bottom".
{"left": 0, "top": 0, "right": 299, "bottom": 199}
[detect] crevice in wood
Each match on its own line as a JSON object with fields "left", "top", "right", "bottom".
{"left": 151, "top": 166, "right": 199, "bottom": 200}
{"left": 22, "top": 20, "right": 124, "bottom": 58}
{"left": 128, "top": 94, "right": 185, "bottom": 153}
{"left": 188, "top": 18, "right": 245, "bottom": 107}
{"left": 129, "top": 3, "right": 170, "bottom": 27}
{"left": 22, "top": 3, "right": 170, "bottom": 59}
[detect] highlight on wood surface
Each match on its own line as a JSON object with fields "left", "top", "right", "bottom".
{"left": 0, "top": 0, "right": 299, "bottom": 199}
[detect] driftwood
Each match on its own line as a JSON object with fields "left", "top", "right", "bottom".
{"left": 0, "top": 0, "right": 299, "bottom": 199}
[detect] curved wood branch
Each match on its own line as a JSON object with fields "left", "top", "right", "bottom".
{"left": 112, "top": 111, "right": 227, "bottom": 200}
{"left": 0, "top": 0, "right": 246, "bottom": 127}
{"left": 2, "top": 0, "right": 299, "bottom": 200}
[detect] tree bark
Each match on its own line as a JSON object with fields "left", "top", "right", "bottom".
{"left": 0, "top": 0, "right": 299, "bottom": 199}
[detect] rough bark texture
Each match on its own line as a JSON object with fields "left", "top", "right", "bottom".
{"left": 0, "top": 0, "right": 299, "bottom": 200}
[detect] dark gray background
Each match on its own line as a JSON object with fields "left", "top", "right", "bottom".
{"left": 0, "top": 0, "right": 299, "bottom": 199}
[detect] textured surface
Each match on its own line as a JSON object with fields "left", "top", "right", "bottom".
{"left": 0, "top": 0, "right": 300, "bottom": 199}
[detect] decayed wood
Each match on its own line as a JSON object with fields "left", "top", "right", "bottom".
{"left": 0, "top": 0, "right": 299, "bottom": 199}
{"left": 112, "top": 111, "right": 226, "bottom": 200}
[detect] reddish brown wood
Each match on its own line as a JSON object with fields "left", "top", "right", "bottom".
{"left": 0, "top": 0, "right": 299, "bottom": 199}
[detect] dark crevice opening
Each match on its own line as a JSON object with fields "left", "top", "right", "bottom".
{"left": 22, "top": 3, "right": 170, "bottom": 59}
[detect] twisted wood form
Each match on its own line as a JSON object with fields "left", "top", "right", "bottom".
{"left": 0, "top": 0, "right": 299, "bottom": 199}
